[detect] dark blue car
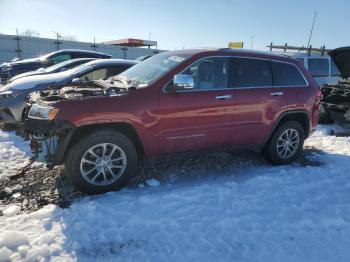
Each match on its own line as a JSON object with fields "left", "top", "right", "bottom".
{"left": 0, "top": 49, "right": 112, "bottom": 84}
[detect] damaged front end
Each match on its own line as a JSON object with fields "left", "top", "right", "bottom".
{"left": 23, "top": 80, "right": 131, "bottom": 168}
{"left": 23, "top": 118, "right": 75, "bottom": 168}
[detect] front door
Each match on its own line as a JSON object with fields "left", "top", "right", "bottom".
{"left": 158, "top": 57, "right": 234, "bottom": 154}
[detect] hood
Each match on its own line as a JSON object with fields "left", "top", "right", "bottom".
{"left": 329, "top": 46, "right": 350, "bottom": 78}
{"left": 9, "top": 69, "right": 45, "bottom": 83}
{"left": 0, "top": 71, "right": 70, "bottom": 92}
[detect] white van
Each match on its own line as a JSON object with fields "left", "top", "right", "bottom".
{"left": 290, "top": 53, "right": 341, "bottom": 86}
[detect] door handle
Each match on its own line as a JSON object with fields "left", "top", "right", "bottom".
{"left": 215, "top": 95, "right": 232, "bottom": 100}
{"left": 270, "top": 92, "right": 284, "bottom": 96}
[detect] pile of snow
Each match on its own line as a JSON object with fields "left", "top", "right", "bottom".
{"left": 0, "top": 126, "right": 350, "bottom": 261}
{"left": 0, "top": 131, "right": 31, "bottom": 180}
{"left": 2, "top": 205, "right": 21, "bottom": 217}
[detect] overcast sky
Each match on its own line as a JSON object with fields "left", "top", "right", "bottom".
{"left": 0, "top": 0, "right": 349, "bottom": 51}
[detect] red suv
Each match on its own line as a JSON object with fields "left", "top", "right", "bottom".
{"left": 24, "top": 49, "right": 322, "bottom": 194}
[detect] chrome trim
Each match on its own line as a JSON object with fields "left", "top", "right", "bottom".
{"left": 162, "top": 55, "right": 309, "bottom": 94}
{"left": 215, "top": 94, "right": 232, "bottom": 100}
{"left": 270, "top": 92, "right": 284, "bottom": 96}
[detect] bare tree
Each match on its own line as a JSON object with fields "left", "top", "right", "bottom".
{"left": 20, "top": 29, "right": 39, "bottom": 37}
{"left": 60, "top": 34, "right": 78, "bottom": 41}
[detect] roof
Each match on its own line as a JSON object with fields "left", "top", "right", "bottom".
{"left": 42, "top": 49, "right": 111, "bottom": 58}
{"left": 84, "top": 59, "right": 138, "bottom": 67}
{"left": 103, "top": 38, "right": 157, "bottom": 47}
{"left": 276, "top": 52, "right": 331, "bottom": 58}
{"left": 163, "top": 48, "right": 295, "bottom": 62}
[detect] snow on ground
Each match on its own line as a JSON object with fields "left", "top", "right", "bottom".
{"left": 1, "top": 126, "right": 350, "bottom": 261}
{"left": 0, "top": 131, "right": 31, "bottom": 180}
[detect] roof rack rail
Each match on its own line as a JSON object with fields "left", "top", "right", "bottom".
{"left": 267, "top": 42, "right": 331, "bottom": 56}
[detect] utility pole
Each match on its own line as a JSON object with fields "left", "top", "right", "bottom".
{"left": 250, "top": 35, "right": 255, "bottom": 49}
{"left": 53, "top": 31, "right": 62, "bottom": 50}
{"left": 307, "top": 11, "right": 317, "bottom": 48}
{"left": 14, "top": 28, "right": 21, "bottom": 59}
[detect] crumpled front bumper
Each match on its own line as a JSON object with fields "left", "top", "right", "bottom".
{"left": 23, "top": 118, "right": 76, "bottom": 168}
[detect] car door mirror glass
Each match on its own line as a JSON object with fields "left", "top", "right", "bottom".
{"left": 172, "top": 74, "right": 194, "bottom": 91}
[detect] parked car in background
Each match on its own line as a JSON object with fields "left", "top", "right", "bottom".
{"left": 23, "top": 49, "right": 322, "bottom": 194}
{"left": 8, "top": 58, "right": 96, "bottom": 83}
{"left": 0, "top": 49, "right": 112, "bottom": 84}
{"left": 0, "top": 59, "right": 136, "bottom": 124}
{"left": 318, "top": 46, "right": 350, "bottom": 123}
{"left": 286, "top": 53, "right": 341, "bottom": 86}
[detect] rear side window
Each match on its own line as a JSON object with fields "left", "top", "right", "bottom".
{"left": 307, "top": 58, "right": 329, "bottom": 77}
{"left": 271, "top": 61, "right": 306, "bottom": 86}
{"left": 229, "top": 58, "right": 272, "bottom": 88}
{"left": 331, "top": 59, "right": 340, "bottom": 76}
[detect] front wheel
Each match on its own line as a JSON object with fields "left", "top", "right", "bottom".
{"left": 66, "top": 130, "right": 138, "bottom": 194}
{"left": 263, "top": 121, "right": 305, "bottom": 165}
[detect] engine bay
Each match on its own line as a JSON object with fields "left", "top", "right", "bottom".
{"left": 29, "top": 80, "right": 129, "bottom": 104}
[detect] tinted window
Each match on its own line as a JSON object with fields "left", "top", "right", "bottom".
{"left": 182, "top": 57, "right": 228, "bottom": 90}
{"left": 271, "top": 62, "right": 306, "bottom": 86}
{"left": 229, "top": 58, "right": 272, "bottom": 88}
{"left": 308, "top": 58, "right": 329, "bottom": 77}
{"left": 51, "top": 54, "right": 71, "bottom": 64}
{"left": 331, "top": 59, "right": 340, "bottom": 76}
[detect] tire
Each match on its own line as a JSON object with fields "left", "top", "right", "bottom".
{"left": 66, "top": 129, "right": 138, "bottom": 194}
{"left": 263, "top": 121, "right": 305, "bottom": 165}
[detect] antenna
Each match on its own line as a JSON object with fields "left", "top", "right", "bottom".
{"left": 307, "top": 11, "right": 317, "bottom": 48}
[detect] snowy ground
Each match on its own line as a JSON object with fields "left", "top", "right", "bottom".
{"left": 1, "top": 126, "right": 350, "bottom": 261}
{"left": 0, "top": 131, "right": 31, "bottom": 180}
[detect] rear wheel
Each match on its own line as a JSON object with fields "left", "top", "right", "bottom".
{"left": 66, "top": 130, "right": 138, "bottom": 194}
{"left": 263, "top": 121, "right": 304, "bottom": 165}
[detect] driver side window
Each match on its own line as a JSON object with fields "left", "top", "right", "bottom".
{"left": 182, "top": 57, "right": 228, "bottom": 90}
{"left": 80, "top": 68, "right": 108, "bottom": 82}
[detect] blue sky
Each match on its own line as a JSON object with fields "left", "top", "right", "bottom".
{"left": 0, "top": 0, "right": 349, "bottom": 51}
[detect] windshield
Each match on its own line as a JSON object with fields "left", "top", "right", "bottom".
{"left": 117, "top": 52, "right": 191, "bottom": 88}
{"left": 43, "top": 59, "right": 74, "bottom": 73}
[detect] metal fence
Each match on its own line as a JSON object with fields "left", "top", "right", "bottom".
{"left": 0, "top": 33, "right": 162, "bottom": 62}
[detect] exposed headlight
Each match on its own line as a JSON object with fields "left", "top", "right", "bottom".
{"left": 28, "top": 104, "right": 59, "bottom": 120}
{"left": 1, "top": 66, "right": 13, "bottom": 72}
{"left": 0, "top": 90, "right": 23, "bottom": 99}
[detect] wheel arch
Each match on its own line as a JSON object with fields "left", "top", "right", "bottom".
{"left": 55, "top": 122, "right": 145, "bottom": 164}
{"left": 263, "top": 110, "right": 311, "bottom": 148}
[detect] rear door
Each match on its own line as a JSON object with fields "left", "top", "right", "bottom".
{"left": 229, "top": 57, "right": 290, "bottom": 145}
{"left": 158, "top": 57, "right": 235, "bottom": 154}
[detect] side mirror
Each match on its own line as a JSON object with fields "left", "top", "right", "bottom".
{"left": 71, "top": 78, "right": 82, "bottom": 84}
{"left": 168, "top": 74, "right": 194, "bottom": 92}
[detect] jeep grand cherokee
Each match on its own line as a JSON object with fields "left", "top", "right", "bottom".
{"left": 23, "top": 49, "right": 322, "bottom": 194}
